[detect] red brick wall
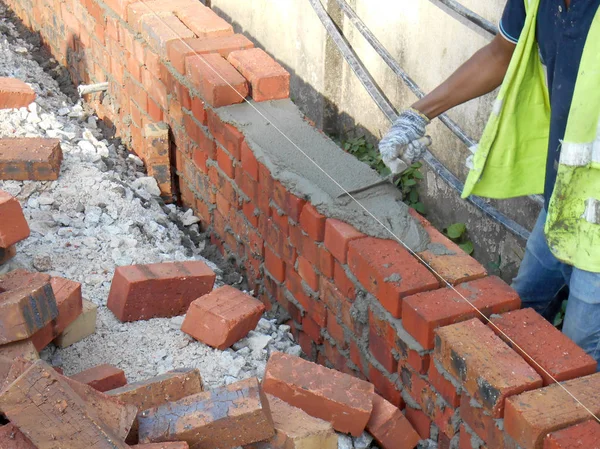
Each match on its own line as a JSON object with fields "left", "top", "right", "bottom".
{"left": 7, "top": 1, "right": 600, "bottom": 448}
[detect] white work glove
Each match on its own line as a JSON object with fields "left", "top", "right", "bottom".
{"left": 379, "top": 108, "right": 431, "bottom": 174}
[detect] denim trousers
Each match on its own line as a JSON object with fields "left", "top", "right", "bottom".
{"left": 512, "top": 209, "right": 600, "bottom": 368}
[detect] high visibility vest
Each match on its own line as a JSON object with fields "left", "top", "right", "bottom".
{"left": 462, "top": 0, "right": 600, "bottom": 272}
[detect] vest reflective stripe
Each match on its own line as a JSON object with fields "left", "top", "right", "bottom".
{"left": 462, "top": 0, "right": 600, "bottom": 271}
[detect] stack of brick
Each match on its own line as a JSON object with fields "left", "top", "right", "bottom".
{"left": 6, "top": 0, "right": 600, "bottom": 448}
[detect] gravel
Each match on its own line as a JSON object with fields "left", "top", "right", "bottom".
{"left": 0, "top": 3, "right": 384, "bottom": 447}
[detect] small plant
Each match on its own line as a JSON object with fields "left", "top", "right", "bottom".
{"left": 443, "top": 222, "right": 474, "bottom": 255}
{"left": 553, "top": 299, "right": 568, "bottom": 329}
{"left": 342, "top": 135, "right": 425, "bottom": 214}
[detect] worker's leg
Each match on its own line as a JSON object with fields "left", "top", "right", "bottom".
{"left": 563, "top": 269, "right": 600, "bottom": 367}
{"left": 511, "top": 209, "right": 571, "bottom": 320}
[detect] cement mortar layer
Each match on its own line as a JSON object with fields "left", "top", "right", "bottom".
{"left": 217, "top": 100, "right": 430, "bottom": 252}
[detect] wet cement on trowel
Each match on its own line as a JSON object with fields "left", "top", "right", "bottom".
{"left": 217, "top": 100, "right": 430, "bottom": 252}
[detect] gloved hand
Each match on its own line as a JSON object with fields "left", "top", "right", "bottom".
{"left": 379, "top": 108, "right": 431, "bottom": 173}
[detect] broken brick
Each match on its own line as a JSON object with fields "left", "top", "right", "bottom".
{"left": 0, "top": 191, "right": 30, "bottom": 247}
{"left": 245, "top": 394, "right": 337, "bottom": 449}
{"left": 0, "top": 360, "right": 130, "bottom": 449}
{"left": 138, "top": 377, "right": 274, "bottom": 447}
{"left": 262, "top": 352, "right": 374, "bottom": 436}
{"left": 185, "top": 53, "right": 249, "bottom": 108}
{"left": 490, "top": 308, "right": 597, "bottom": 385}
{"left": 0, "top": 423, "right": 36, "bottom": 449}
{"left": 543, "top": 420, "right": 600, "bottom": 449}
{"left": 0, "top": 77, "right": 35, "bottom": 109}
{"left": 402, "top": 276, "right": 520, "bottom": 350}
{"left": 348, "top": 237, "right": 439, "bottom": 318}
{"left": 0, "top": 339, "right": 38, "bottom": 362}
{"left": 181, "top": 285, "right": 265, "bottom": 350}
{"left": 107, "top": 260, "right": 216, "bottom": 321}
{"left": 0, "top": 270, "right": 58, "bottom": 344}
{"left": 504, "top": 372, "right": 600, "bottom": 449}
{"left": 228, "top": 48, "right": 290, "bottom": 102}
{"left": 435, "top": 318, "right": 543, "bottom": 418}
{"left": 71, "top": 364, "right": 127, "bottom": 392}
{"left": 0, "top": 138, "right": 62, "bottom": 181}
{"left": 367, "top": 394, "right": 420, "bottom": 449}
{"left": 54, "top": 298, "right": 97, "bottom": 348}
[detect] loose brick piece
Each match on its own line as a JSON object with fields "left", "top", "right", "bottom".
{"left": 138, "top": 377, "right": 274, "bottom": 447}
{"left": 348, "top": 237, "right": 439, "bottom": 318}
{"left": 228, "top": 48, "right": 290, "bottom": 102}
{"left": 181, "top": 285, "right": 265, "bottom": 350}
{"left": 0, "top": 138, "right": 62, "bottom": 181}
{"left": 175, "top": 2, "right": 233, "bottom": 38}
{"left": 140, "top": 14, "right": 195, "bottom": 58}
{"left": 323, "top": 219, "right": 365, "bottom": 264}
{"left": 32, "top": 275, "right": 83, "bottom": 350}
{"left": 54, "top": 298, "right": 97, "bottom": 348}
{"left": 143, "top": 123, "right": 172, "bottom": 198}
{"left": 490, "top": 308, "right": 597, "bottom": 385}
{"left": 0, "top": 423, "right": 36, "bottom": 449}
{"left": 245, "top": 394, "right": 337, "bottom": 449}
{"left": 505, "top": 372, "right": 600, "bottom": 449}
{"left": 0, "top": 339, "right": 38, "bottom": 361}
{"left": 435, "top": 319, "right": 543, "bottom": 418}
{"left": 402, "top": 276, "right": 521, "bottom": 350}
{"left": 0, "top": 77, "right": 35, "bottom": 109}
{"left": 107, "top": 368, "right": 204, "bottom": 443}
{"left": 167, "top": 35, "right": 254, "bottom": 74}
{"left": 543, "top": 420, "right": 600, "bottom": 449}
{"left": 132, "top": 444, "right": 189, "bottom": 449}
{"left": 367, "top": 394, "right": 420, "bottom": 449}
{"left": 0, "top": 245, "right": 16, "bottom": 264}
{"left": 0, "top": 191, "right": 30, "bottom": 247}
{"left": 71, "top": 364, "right": 127, "bottom": 392}
{"left": 186, "top": 53, "right": 249, "bottom": 107}
{"left": 0, "top": 270, "right": 58, "bottom": 344}
{"left": 262, "top": 352, "right": 374, "bottom": 436}
{"left": 107, "top": 260, "right": 216, "bottom": 321}
{"left": 0, "top": 360, "right": 130, "bottom": 449}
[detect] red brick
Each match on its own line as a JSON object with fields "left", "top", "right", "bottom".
{"left": 435, "top": 318, "right": 543, "bottom": 418}
{"left": 0, "top": 423, "right": 36, "bottom": 448}
{"left": 140, "top": 14, "right": 195, "bottom": 59}
{"left": 206, "top": 113, "right": 244, "bottom": 161}
{"left": 31, "top": 276, "right": 83, "bottom": 351}
{"left": 458, "top": 424, "right": 486, "bottom": 449}
{"left": 271, "top": 207, "right": 289, "bottom": 234}
{"left": 138, "top": 377, "right": 273, "bottom": 446}
{"left": 263, "top": 352, "right": 374, "bottom": 436}
{"left": 323, "top": 219, "right": 365, "bottom": 264}
{"left": 125, "top": 0, "right": 183, "bottom": 31}
{"left": 368, "top": 364, "right": 403, "bottom": 407}
{"left": 367, "top": 394, "right": 420, "bottom": 449}
{"left": 490, "top": 308, "right": 597, "bottom": 385}
{"left": 0, "top": 339, "right": 38, "bottom": 362}
{"left": 265, "top": 246, "right": 286, "bottom": 283}
{"left": 318, "top": 246, "right": 335, "bottom": 279}
{"left": 320, "top": 278, "right": 363, "bottom": 335}
{"left": 228, "top": 48, "right": 290, "bottom": 102}
{"left": 241, "top": 141, "right": 259, "bottom": 181}
{"left": 348, "top": 237, "right": 439, "bottom": 318}
{"left": 167, "top": 34, "right": 254, "bottom": 74}
{"left": 405, "top": 407, "right": 432, "bottom": 440}
{"left": 186, "top": 53, "right": 249, "bottom": 107}
{"left": 459, "top": 394, "right": 506, "bottom": 449}
{"left": 71, "top": 364, "right": 127, "bottom": 392}
{"left": 132, "top": 444, "right": 189, "bottom": 449}
{"left": 428, "top": 360, "right": 461, "bottom": 408}
{"left": 143, "top": 122, "right": 172, "bottom": 197}
{"left": 190, "top": 95, "right": 207, "bottom": 124}
{"left": 297, "top": 256, "right": 319, "bottom": 292}
{"left": 299, "top": 203, "right": 326, "bottom": 242}
{"left": 174, "top": 2, "right": 233, "bottom": 38}
{"left": 0, "top": 77, "right": 36, "bottom": 109}
{"left": 402, "top": 276, "right": 521, "bottom": 350}
{"left": 0, "top": 360, "right": 130, "bottom": 449}
{"left": 0, "top": 270, "right": 58, "bottom": 344}
{"left": 181, "top": 285, "right": 265, "bottom": 350}
{"left": 302, "top": 315, "right": 323, "bottom": 344}
{"left": 369, "top": 308, "right": 398, "bottom": 374}
{"left": 505, "top": 372, "right": 600, "bottom": 449}
{"left": 326, "top": 310, "right": 347, "bottom": 349}
{"left": 0, "top": 191, "right": 30, "bottom": 247}
{"left": 107, "top": 260, "right": 216, "bottom": 321}
{"left": 216, "top": 145, "right": 235, "bottom": 178}
{"left": 544, "top": 420, "right": 600, "bottom": 449}
{"left": 333, "top": 262, "right": 356, "bottom": 299}
{"left": 0, "top": 138, "right": 62, "bottom": 181}
{"left": 107, "top": 368, "right": 203, "bottom": 443}
{"left": 105, "top": 0, "right": 141, "bottom": 19}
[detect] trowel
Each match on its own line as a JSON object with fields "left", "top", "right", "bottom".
{"left": 337, "top": 136, "right": 432, "bottom": 199}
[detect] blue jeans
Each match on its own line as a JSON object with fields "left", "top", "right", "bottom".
{"left": 512, "top": 209, "right": 600, "bottom": 368}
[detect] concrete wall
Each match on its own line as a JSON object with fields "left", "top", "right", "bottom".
{"left": 211, "top": 0, "right": 541, "bottom": 280}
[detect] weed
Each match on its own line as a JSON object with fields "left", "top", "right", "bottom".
{"left": 443, "top": 222, "right": 474, "bottom": 255}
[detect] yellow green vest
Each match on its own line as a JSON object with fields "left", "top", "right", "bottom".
{"left": 462, "top": 0, "right": 600, "bottom": 272}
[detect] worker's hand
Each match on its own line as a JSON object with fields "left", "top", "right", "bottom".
{"left": 379, "top": 108, "right": 431, "bottom": 171}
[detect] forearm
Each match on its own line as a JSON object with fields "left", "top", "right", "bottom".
{"left": 412, "top": 35, "right": 516, "bottom": 119}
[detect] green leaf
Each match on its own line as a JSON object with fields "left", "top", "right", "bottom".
{"left": 459, "top": 241, "right": 474, "bottom": 255}
{"left": 344, "top": 143, "right": 351, "bottom": 150}
{"left": 414, "top": 202, "right": 426, "bottom": 214}
{"left": 411, "top": 162, "right": 422, "bottom": 169}
{"left": 404, "top": 179, "right": 417, "bottom": 187}
{"left": 413, "top": 171, "right": 424, "bottom": 180}
{"left": 446, "top": 223, "right": 466, "bottom": 239}
{"left": 409, "top": 189, "right": 419, "bottom": 203}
